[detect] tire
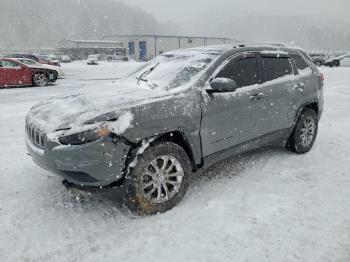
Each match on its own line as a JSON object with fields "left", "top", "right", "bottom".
{"left": 124, "top": 142, "right": 191, "bottom": 215}
{"left": 33, "top": 73, "right": 49, "bottom": 87}
{"left": 287, "top": 108, "right": 318, "bottom": 154}
{"left": 52, "top": 71, "right": 58, "bottom": 81}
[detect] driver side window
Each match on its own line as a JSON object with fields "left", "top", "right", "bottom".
{"left": 216, "top": 56, "right": 258, "bottom": 88}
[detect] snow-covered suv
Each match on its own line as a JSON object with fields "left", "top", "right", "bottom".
{"left": 26, "top": 44, "right": 324, "bottom": 214}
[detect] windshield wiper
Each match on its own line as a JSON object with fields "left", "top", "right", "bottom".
{"left": 136, "top": 62, "right": 159, "bottom": 86}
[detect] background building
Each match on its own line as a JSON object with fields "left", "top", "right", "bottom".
{"left": 103, "top": 35, "right": 234, "bottom": 61}
{"left": 56, "top": 39, "right": 126, "bottom": 60}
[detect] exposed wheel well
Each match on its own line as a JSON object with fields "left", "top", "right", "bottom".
{"left": 302, "top": 102, "right": 319, "bottom": 115}
{"left": 119, "top": 131, "right": 197, "bottom": 187}
{"left": 154, "top": 131, "right": 197, "bottom": 171}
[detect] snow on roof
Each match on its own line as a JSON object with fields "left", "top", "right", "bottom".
{"left": 260, "top": 50, "right": 289, "bottom": 55}
{"left": 174, "top": 45, "right": 232, "bottom": 54}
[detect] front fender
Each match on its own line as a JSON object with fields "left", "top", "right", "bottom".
{"left": 120, "top": 90, "right": 203, "bottom": 165}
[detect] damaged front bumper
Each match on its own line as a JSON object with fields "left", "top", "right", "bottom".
{"left": 26, "top": 134, "right": 130, "bottom": 187}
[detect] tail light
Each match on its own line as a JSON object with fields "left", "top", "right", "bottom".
{"left": 320, "top": 73, "right": 325, "bottom": 82}
{"left": 319, "top": 73, "right": 324, "bottom": 89}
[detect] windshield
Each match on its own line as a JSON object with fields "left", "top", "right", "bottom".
{"left": 122, "top": 50, "right": 220, "bottom": 90}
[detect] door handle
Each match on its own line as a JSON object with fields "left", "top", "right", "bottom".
{"left": 249, "top": 93, "right": 265, "bottom": 101}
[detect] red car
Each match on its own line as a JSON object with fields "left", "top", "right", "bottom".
{"left": 0, "top": 58, "right": 57, "bottom": 88}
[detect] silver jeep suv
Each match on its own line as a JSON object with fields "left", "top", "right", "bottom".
{"left": 26, "top": 44, "right": 324, "bottom": 214}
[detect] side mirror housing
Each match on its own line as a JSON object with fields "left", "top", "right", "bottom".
{"left": 207, "top": 78, "right": 237, "bottom": 93}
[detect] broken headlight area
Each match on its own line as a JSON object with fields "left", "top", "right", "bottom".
{"left": 58, "top": 127, "right": 110, "bottom": 145}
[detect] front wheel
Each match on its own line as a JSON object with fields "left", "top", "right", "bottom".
{"left": 124, "top": 142, "right": 191, "bottom": 215}
{"left": 33, "top": 73, "right": 48, "bottom": 87}
{"left": 51, "top": 71, "right": 58, "bottom": 81}
{"left": 287, "top": 108, "right": 318, "bottom": 154}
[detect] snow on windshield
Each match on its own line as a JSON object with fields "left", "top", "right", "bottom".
{"left": 122, "top": 50, "right": 220, "bottom": 90}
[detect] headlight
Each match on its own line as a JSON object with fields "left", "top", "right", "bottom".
{"left": 59, "top": 127, "right": 110, "bottom": 145}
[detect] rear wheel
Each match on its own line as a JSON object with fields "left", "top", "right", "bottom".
{"left": 124, "top": 142, "right": 191, "bottom": 215}
{"left": 287, "top": 108, "right": 318, "bottom": 154}
{"left": 33, "top": 73, "right": 48, "bottom": 87}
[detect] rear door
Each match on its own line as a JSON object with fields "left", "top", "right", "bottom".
{"left": 258, "top": 53, "right": 295, "bottom": 135}
{"left": 201, "top": 52, "right": 267, "bottom": 156}
{"left": 1, "top": 60, "right": 20, "bottom": 86}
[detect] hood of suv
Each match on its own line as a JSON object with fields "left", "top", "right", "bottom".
{"left": 27, "top": 83, "right": 178, "bottom": 135}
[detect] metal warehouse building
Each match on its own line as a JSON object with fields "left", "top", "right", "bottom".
{"left": 56, "top": 39, "right": 126, "bottom": 60}
{"left": 103, "top": 35, "right": 234, "bottom": 61}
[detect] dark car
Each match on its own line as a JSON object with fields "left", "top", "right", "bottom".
{"left": 309, "top": 53, "right": 327, "bottom": 66}
{"left": 26, "top": 44, "right": 324, "bottom": 215}
{"left": 0, "top": 58, "right": 57, "bottom": 88}
{"left": 38, "top": 54, "right": 61, "bottom": 67}
{"left": 5, "top": 54, "right": 60, "bottom": 67}
{"left": 324, "top": 54, "right": 350, "bottom": 67}
{"left": 5, "top": 53, "right": 41, "bottom": 62}
{"left": 59, "top": 55, "right": 72, "bottom": 63}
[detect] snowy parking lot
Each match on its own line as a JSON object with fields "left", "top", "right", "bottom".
{"left": 1, "top": 61, "right": 350, "bottom": 262}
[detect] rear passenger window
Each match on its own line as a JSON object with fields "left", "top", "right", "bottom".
{"left": 262, "top": 57, "right": 293, "bottom": 82}
{"left": 290, "top": 54, "right": 312, "bottom": 75}
{"left": 216, "top": 57, "right": 258, "bottom": 88}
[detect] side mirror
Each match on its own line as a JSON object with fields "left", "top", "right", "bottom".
{"left": 207, "top": 78, "right": 237, "bottom": 93}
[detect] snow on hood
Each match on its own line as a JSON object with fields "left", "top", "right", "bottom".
{"left": 27, "top": 82, "right": 176, "bottom": 136}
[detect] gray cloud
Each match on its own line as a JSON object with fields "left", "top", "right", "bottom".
{"left": 120, "top": 0, "right": 350, "bottom": 50}
{"left": 121, "top": 0, "right": 350, "bottom": 23}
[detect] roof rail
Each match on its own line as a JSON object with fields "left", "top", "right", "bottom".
{"left": 233, "top": 42, "right": 289, "bottom": 48}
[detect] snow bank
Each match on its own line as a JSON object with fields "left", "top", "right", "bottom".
{"left": 1, "top": 63, "right": 350, "bottom": 262}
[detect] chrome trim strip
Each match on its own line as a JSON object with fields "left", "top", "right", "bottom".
{"left": 26, "top": 134, "right": 44, "bottom": 157}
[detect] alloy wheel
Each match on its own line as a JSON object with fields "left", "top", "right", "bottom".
{"left": 141, "top": 155, "right": 184, "bottom": 204}
{"left": 300, "top": 116, "right": 316, "bottom": 147}
{"left": 35, "top": 74, "right": 48, "bottom": 86}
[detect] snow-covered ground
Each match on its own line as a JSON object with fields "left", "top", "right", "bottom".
{"left": 1, "top": 62, "right": 350, "bottom": 262}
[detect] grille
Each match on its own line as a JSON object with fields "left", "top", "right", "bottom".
{"left": 26, "top": 121, "right": 46, "bottom": 148}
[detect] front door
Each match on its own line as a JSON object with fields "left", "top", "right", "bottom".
{"left": 201, "top": 53, "right": 268, "bottom": 156}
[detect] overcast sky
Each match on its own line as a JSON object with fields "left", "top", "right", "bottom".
{"left": 121, "top": 0, "right": 350, "bottom": 23}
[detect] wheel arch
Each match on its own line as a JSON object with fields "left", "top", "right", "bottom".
{"left": 32, "top": 70, "right": 49, "bottom": 79}
{"left": 123, "top": 130, "right": 198, "bottom": 175}
{"left": 153, "top": 131, "right": 197, "bottom": 170}
{"left": 295, "top": 101, "right": 319, "bottom": 123}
